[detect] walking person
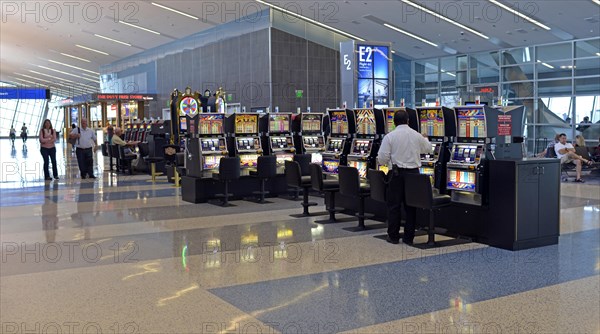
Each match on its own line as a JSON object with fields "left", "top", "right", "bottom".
{"left": 106, "top": 121, "right": 114, "bottom": 144}
{"left": 9, "top": 125, "right": 16, "bottom": 145}
{"left": 69, "top": 119, "right": 97, "bottom": 179}
{"left": 20, "top": 123, "right": 28, "bottom": 143}
{"left": 377, "top": 110, "right": 432, "bottom": 245}
{"left": 39, "top": 119, "right": 59, "bottom": 181}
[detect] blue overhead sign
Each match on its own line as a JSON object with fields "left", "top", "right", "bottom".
{"left": 0, "top": 88, "right": 50, "bottom": 100}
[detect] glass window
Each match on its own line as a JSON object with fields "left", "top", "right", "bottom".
{"left": 415, "top": 89, "right": 439, "bottom": 105}
{"left": 538, "top": 97, "right": 572, "bottom": 124}
{"left": 503, "top": 81, "right": 535, "bottom": 99}
{"left": 440, "top": 57, "right": 456, "bottom": 72}
{"left": 575, "top": 38, "right": 600, "bottom": 58}
{"left": 0, "top": 99, "right": 18, "bottom": 136}
{"left": 470, "top": 52, "right": 499, "bottom": 68}
{"left": 575, "top": 95, "right": 599, "bottom": 124}
{"left": 538, "top": 79, "right": 572, "bottom": 97}
{"left": 414, "top": 59, "right": 438, "bottom": 75}
{"left": 414, "top": 74, "right": 438, "bottom": 90}
{"left": 440, "top": 71, "right": 456, "bottom": 87}
{"left": 502, "top": 47, "right": 533, "bottom": 65}
{"left": 574, "top": 58, "right": 600, "bottom": 77}
{"left": 457, "top": 55, "right": 468, "bottom": 71}
{"left": 470, "top": 67, "right": 499, "bottom": 84}
{"left": 536, "top": 60, "right": 573, "bottom": 79}
{"left": 502, "top": 64, "right": 534, "bottom": 81}
{"left": 575, "top": 77, "right": 600, "bottom": 95}
{"left": 536, "top": 42, "right": 572, "bottom": 62}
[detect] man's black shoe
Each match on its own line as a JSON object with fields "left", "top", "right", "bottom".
{"left": 386, "top": 236, "right": 400, "bottom": 244}
{"left": 402, "top": 239, "right": 414, "bottom": 245}
{"left": 88, "top": 175, "right": 97, "bottom": 179}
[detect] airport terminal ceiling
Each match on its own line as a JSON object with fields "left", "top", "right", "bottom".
{"left": 1, "top": 0, "right": 600, "bottom": 95}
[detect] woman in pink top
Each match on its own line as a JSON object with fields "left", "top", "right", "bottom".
{"left": 39, "top": 119, "right": 59, "bottom": 180}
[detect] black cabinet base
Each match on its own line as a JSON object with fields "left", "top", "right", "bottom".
{"left": 182, "top": 174, "right": 292, "bottom": 204}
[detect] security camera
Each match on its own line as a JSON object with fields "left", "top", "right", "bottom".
{"left": 460, "top": 31, "right": 464, "bottom": 36}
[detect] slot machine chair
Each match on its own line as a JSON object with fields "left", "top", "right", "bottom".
{"left": 107, "top": 143, "right": 116, "bottom": 171}
{"left": 143, "top": 155, "right": 165, "bottom": 182}
{"left": 109, "top": 145, "right": 120, "bottom": 172}
{"left": 285, "top": 160, "right": 317, "bottom": 217}
{"left": 118, "top": 145, "right": 136, "bottom": 175}
{"left": 101, "top": 142, "right": 109, "bottom": 157}
{"left": 405, "top": 173, "right": 451, "bottom": 248}
{"left": 212, "top": 157, "right": 241, "bottom": 207}
{"left": 163, "top": 145, "right": 181, "bottom": 187}
{"left": 338, "top": 166, "right": 372, "bottom": 231}
{"left": 289, "top": 154, "right": 311, "bottom": 199}
{"left": 249, "top": 155, "right": 278, "bottom": 204}
{"left": 367, "top": 169, "right": 387, "bottom": 204}
{"left": 310, "top": 163, "right": 342, "bottom": 224}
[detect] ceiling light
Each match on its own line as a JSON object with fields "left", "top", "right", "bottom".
{"left": 537, "top": 60, "right": 554, "bottom": 69}
{"left": 60, "top": 53, "right": 90, "bottom": 63}
{"left": 488, "top": 0, "right": 551, "bottom": 30}
{"left": 119, "top": 21, "right": 161, "bottom": 35}
{"left": 256, "top": 0, "right": 365, "bottom": 41}
{"left": 593, "top": 0, "right": 600, "bottom": 5}
{"left": 29, "top": 70, "right": 76, "bottom": 84}
{"left": 151, "top": 2, "right": 199, "bottom": 20}
{"left": 391, "top": 50, "right": 396, "bottom": 54}
{"left": 383, "top": 23, "right": 438, "bottom": 47}
{"left": 441, "top": 69, "right": 456, "bottom": 77}
{"left": 37, "top": 65, "right": 100, "bottom": 83}
{"left": 94, "top": 34, "right": 132, "bottom": 46}
{"left": 560, "top": 65, "right": 576, "bottom": 69}
{"left": 47, "top": 60, "right": 99, "bottom": 75}
{"left": 596, "top": 52, "right": 600, "bottom": 56}
{"left": 76, "top": 44, "right": 109, "bottom": 56}
{"left": 400, "top": 0, "right": 489, "bottom": 40}
{"left": 12, "top": 78, "right": 40, "bottom": 86}
{"left": 14, "top": 72, "right": 55, "bottom": 84}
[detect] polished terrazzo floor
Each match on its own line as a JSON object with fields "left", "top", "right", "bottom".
{"left": 1, "top": 139, "right": 599, "bottom": 334}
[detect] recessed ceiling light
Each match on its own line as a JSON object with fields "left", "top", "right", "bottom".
{"left": 60, "top": 53, "right": 91, "bottom": 63}
{"left": 47, "top": 60, "right": 99, "bottom": 75}
{"left": 76, "top": 44, "right": 109, "bottom": 56}
{"left": 488, "top": 0, "right": 551, "bottom": 30}
{"left": 400, "top": 0, "right": 489, "bottom": 40}
{"left": 14, "top": 72, "right": 55, "bottom": 84}
{"left": 151, "top": 2, "right": 199, "bottom": 20}
{"left": 560, "top": 65, "right": 576, "bottom": 69}
{"left": 596, "top": 52, "right": 600, "bottom": 56}
{"left": 94, "top": 34, "right": 131, "bottom": 46}
{"left": 383, "top": 23, "right": 438, "bottom": 47}
{"left": 29, "top": 70, "right": 76, "bottom": 84}
{"left": 441, "top": 69, "right": 456, "bottom": 77}
{"left": 592, "top": 0, "right": 600, "bottom": 5}
{"left": 119, "top": 21, "right": 161, "bottom": 35}
{"left": 256, "top": 0, "right": 365, "bottom": 41}
{"left": 536, "top": 60, "right": 554, "bottom": 69}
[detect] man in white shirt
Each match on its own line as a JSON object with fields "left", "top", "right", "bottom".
{"left": 69, "top": 119, "right": 97, "bottom": 179}
{"left": 554, "top": 133, "right": 592, "bottom": 183}
{"left": 377, "top": 110, "right": 432, "bottom": 245}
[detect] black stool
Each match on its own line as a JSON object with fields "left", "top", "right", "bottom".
{"left": 290, "top": 154, "right": 311, "bottom": 199}
{"left": 339, "top": 166, "right": 373, "bottom": 231}
{"left": 212, "top": 157, "right": 241, "bottom": 207}
{"left": 163, "top": 145, "right": 181, "bottom": 186}
{"left": 118, "top": 145, "right": 136, "bottom": 175}
{"left": 250, "top": 155, "right": 277, "bottom": 204}
{"left": 285, "top": 160, "right": 317, "bottom": 217}
{"left": 310, "top": 163, "right": 342, "bottom": 224}
{"left": 110, "top": 145, "right": 120, "bottom": 172}
{"left": 405, "top": 173, "right": 451, "bottom": 248}
{"left": 143, "top": 156, "right": 164, "bottom": 182}
{"left": 101, "top": 142, "right": 109, "bottom": 157}
{"left": 107, "top": 143, "right": 115, "bottom": 171}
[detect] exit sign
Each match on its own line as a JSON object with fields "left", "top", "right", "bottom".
{"left": 295, "top": 90, "right": 303, "bottom": 98}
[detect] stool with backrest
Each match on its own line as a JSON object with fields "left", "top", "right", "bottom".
{"left": 338, "top": 166, "right": 372, "bottom": 231}
{"left": 110, "top": 145, "right": 121, "bottom": 172}
{"left": 404, "top": 173, "right": 451, "bottom": 247}
{"left": 107, "top": 143, "right": 115, "bottom": 171}
{"left": 212, "top": 157, "right": 241, "bottom": 207}
{"left": 250, "top": 155, "right": 277, "bottom": 203}
{"left": 163, "top": 145, "right": 181, "bottom": 186}
{"left": 285, "top": 160, "right": 317, "bottom": 217}
{"left": 101, "top": 142, "right": 109, "bottom": 157}
{"left": 290, "top": 154, "right": 311, "bottom": 199}
{"left": 310, "top": 163, "right": 341, "bottom": 223}
{"left": 118, "top": 145, "right": 136, "bottom": 175}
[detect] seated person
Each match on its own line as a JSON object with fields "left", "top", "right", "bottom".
{"left": 111, "top": 128, "right": 139, "bottom": 157}
{"left": 555, "top": 133, "right": 593, "bottom": 183}
{"left": 574, "top": 135, "right": 586, "bottom": 148}
{"left": 536, "top": 134, "right": 560, "bottom": 158}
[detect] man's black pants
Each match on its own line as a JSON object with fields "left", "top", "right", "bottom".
{"left": 387, "top": 167, "right": 419, "bottom": 242}
{"left": 76, "top": 147, "right": 94, "bottom": 178}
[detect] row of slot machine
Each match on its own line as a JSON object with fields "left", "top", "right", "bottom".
{"left": 321, "top": 104, "right": 525, "bottom": 206}
{"left": 182, "top": 112, "right": 329, "bottom": 177}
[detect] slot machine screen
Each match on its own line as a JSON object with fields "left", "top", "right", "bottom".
{"left": 330, "top": 111, "right": 348, "bottom": 135}
{"left": 302, "top": 114, "right": 322, "bottom": 132}
{"left": 451, "top": 145, "right": 483, "bottom": 163}
{"left": 351, "top": 139, "right": 373, "bottom": 155}
{"left": 199, "top": 114, "right": 224, "bottom": 135}
{"left": 327, "top": 139, "right": 344, "bottom": 152}
{"left": 385, "top": 110, "right": 395, "bottom": 133}
{"left": 275, "top": 153, "right": 294, "bottom": 165}
{"left": 179, "top": 117, "right": 187, "bottom": 133}
{"left": 419, "top": 108, "right": 445, "bottom": 137}
{"left": 348, "top": 160, "right": 368, "bottom": 178}
{"left": 354, "top": 109, "right": 376, "bottom": 135}
{"left": 269, "top": 114, "right": 291, "bottom": 133}
{"left": 239, "top": 154, "right": 259, "bottom": 167}
{"left": 447, "top": 169, "right": 476, "bottom": 192}
{"left": 456, "top": 108, "right": 486, "bottom": 138}
{"left": 235, "top": 114, "right": 258, "bottom": 134}
{"left": 203, "top": 155, "right": 220, "bottom": 170}
{"left": 237, "top": 138, "right": 257, "bottom": 151}
{"left": 323, "top": 159, "right": 340, "bottom": 174}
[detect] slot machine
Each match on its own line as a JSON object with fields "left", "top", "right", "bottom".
{"left": 186, "top": 113, "right": 228, "bottom": 177}
{"left": 416, "top": 106, "right": 457, "bottom": 191}
{"left": 377, "top": 107, "right": 419, "bottom": 173}
{"left": 261, "top": 113, "right": 295, "bottom": 165}
{"left": 176, "top": 87, "right": 201, "bottom": 148}
{"left": 447, "top": 105, "right": 494, "bottom": 206}
{"left": 226, "top": 113, "right": 262, "bottom": 168}
{"left": 321, "top": 108, "right": 355, "bottom": 174}
{"left": 293, "top": 113, "right": 326, "bottom": 164}
{"left": 346, "top": 108, "right": 385, "bottom": 178}
{"left": 124, "top": 122, "right": 133, "bottom": 141}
